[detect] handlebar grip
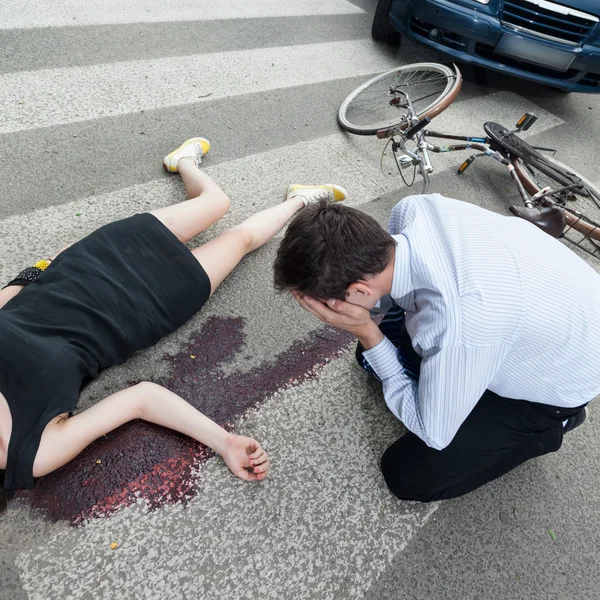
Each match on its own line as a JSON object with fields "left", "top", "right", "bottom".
{"left": 405, "top": 117, "right": 431, "bottom": 139}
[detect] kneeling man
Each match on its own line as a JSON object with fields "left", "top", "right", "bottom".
{"left": 273, "top": 194, "right": 600, "bottom": 502}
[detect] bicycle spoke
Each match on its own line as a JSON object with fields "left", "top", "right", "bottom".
{"left": 409, "top": 89, "right": 449, "bottom": 105}
{"left": 341, "top": 65, "right": 455, "bottom": 132}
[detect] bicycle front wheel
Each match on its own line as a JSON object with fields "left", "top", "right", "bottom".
{"left": 338, "top": 63, "right": 461, "bottom": 136}
{"left": 514, "top": 155, "right": 600, "bottom": 257}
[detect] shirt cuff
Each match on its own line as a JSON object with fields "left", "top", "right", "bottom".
{"left": 361, "top": 336, "right": 404, "bottom": 380}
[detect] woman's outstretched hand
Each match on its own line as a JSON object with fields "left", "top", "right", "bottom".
{"left": 221, "top": 434, "right": 270, "bottom": 481}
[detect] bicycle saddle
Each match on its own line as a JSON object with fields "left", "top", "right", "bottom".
{"left": 509, "top": 205, "right": 565, "bottom": 238}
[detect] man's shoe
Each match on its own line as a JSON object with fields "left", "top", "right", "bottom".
{"left": 285, "top": 184, "right": 348, "bottom": 206}
{"left": 563, "top": 406, "right": 588, "bottom": 434}
{"left": 163, "top": 138, "right": 210, "bottom": 172}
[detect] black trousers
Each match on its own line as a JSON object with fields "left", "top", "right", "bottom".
{"left": 357, "top": 305, "right": 585, "bottom": 502}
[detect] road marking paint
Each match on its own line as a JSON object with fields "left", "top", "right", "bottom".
{"left": 16, "top": 351, "right": 438, "bottom": 600}
{"left": 0, "top": 0, "right": 364, "bottom": 29}
{"left": 0, "top": 39, "right": 397, "bottom": 134}
{"left": 0, "top": 90, "right": 564, "bottom": 285}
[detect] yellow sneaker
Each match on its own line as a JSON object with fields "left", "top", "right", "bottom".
{"left": 162, "top": 138, "right": 210, "bottom": 172}
{"left": 285, "top": 184, "right": 348, "bottom": 206}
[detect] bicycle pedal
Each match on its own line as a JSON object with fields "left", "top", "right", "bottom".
{"left": 457, "top": 156, "right": 475, "bottom": 174}
{"left": 516, "top": 112, "right": 537, "bottom": 131}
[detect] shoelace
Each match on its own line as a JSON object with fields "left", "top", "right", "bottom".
{"left": 312, "top": 190, "right": 330, "bottom": 202}
{"left": 192, "top": 145, "right": 204, "bottom": 167}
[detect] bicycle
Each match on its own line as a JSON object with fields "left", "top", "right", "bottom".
{"left": 337, "top": 63, "right": 600, "bottom": 260}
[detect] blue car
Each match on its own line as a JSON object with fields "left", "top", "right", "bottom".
{"left": 372, "top": 0, "right": 600, "bottom": 92}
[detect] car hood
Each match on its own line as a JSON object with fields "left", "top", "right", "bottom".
{"left": 553, "top": 0, "right": 600, "bottom": 18}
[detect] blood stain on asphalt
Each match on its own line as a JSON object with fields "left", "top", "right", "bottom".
{"left": 16, "top": 317, "right": 353, "bottom": 524}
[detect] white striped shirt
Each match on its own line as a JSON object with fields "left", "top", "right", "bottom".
{"left": 362, "top": 194, "right": 600, "bottom": 450}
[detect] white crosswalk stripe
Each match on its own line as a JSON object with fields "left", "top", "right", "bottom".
{"left": 0, "top": 0, "right": 364, "bottom": 29}
{"left": 0, "top": 40, "right": 396, "bottom": 134}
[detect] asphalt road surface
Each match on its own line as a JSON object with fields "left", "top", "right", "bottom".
{"left": 1, "top": 1, "right": 599, "bottom": 599}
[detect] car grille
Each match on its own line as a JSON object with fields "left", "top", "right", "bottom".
{"left": 501, "top": 0, "right": 598, "bottom": 45}
{"left": 580, "top": 72, "right": 600, "bottom": 87}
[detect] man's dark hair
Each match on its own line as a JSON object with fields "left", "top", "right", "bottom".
{"left": 274, "top": 200, "right": 396, "bottom": 300}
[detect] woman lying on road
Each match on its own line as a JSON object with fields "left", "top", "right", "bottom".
{"left": 0, "top": 137, "right": 347, "bottom": 495}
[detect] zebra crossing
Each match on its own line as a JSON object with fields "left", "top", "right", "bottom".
{"left": 0, "top": 90, "right": 565, "bottom": 282}
{"left": 1, "top": 1, "right": 599, "bottom": 599}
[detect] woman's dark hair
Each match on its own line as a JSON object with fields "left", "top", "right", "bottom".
{"left": 274, "top": 200, "right": 396, "bottom": 300}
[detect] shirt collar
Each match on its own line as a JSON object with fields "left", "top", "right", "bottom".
{"left": 391, "top": 234, "right": 416, "bottom": 311}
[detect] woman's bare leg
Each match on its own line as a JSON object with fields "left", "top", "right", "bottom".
{"left": 192, "top": 196, "right": 305, "bottom": 295}
{"left": 151, "top": 158, "right": 230, "bottom": 243}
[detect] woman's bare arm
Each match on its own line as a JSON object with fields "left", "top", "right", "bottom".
{"left": 34, "top": 382, "right": 270, "bottom": 481}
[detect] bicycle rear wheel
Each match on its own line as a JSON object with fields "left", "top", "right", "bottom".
{"left": 513, "top": 155, "right": 600, "bottom": 259}
{"left": 338, "top": 63, "right": 461, "bottom": 136}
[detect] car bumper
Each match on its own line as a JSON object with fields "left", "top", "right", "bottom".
{"left": 389, "top": 0, "right": 600, "bottom": 92}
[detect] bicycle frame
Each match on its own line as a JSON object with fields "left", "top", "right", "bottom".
{"left": 355, "top": 66, "right": 600, "bottom": 259}
{"left": 382, "top": 93, "right": 503, "bottom": 193}
{"left": 388, "top": 126, "right": 533, "bottom": 207}
{"left": 387, "top": 122, "right": 600, "bottom": 257}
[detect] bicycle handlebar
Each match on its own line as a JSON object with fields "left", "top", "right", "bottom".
{"left": 405, "top": 117, "right": 431, "bottom": 140}
{"left": 376, "top": 116, "right": 432, "bottom": 140}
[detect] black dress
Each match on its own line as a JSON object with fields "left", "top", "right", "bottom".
{"left": 0, "top": 213, "right": 211, "bottom": 490}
